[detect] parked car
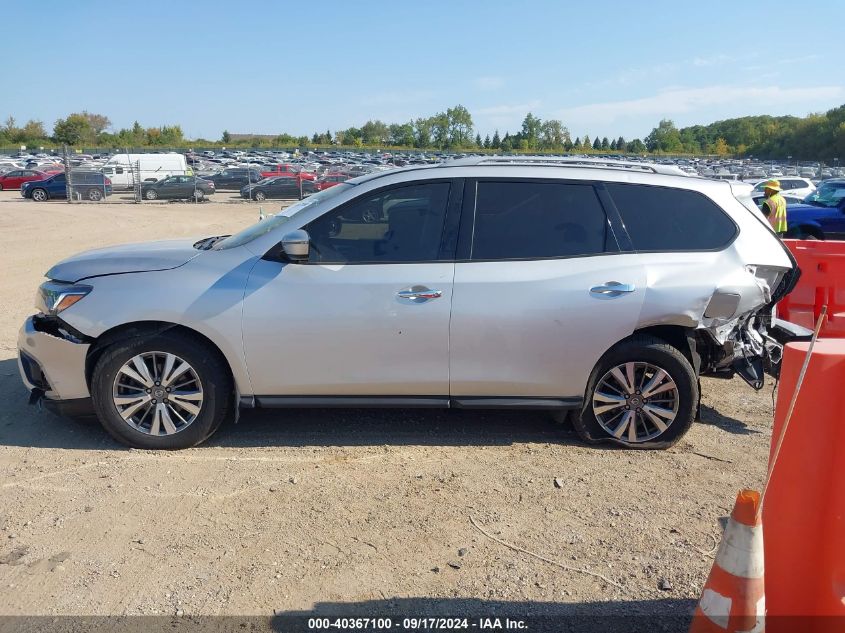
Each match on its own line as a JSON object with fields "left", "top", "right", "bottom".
{"left": 0, "top": 169, "right": 48, "bottom": 190}
{"left": 240, "top": 177, "right": 301, "bottom": 201}
{"left": 308, "top": 174, "right": 350, "bottom": 193}
{"left": 782, "top": 179, "right": 845, "bottom": 240}
{"left": 17, "top": 157, "right": 800, "bottom": 450}
{"left": 203, "top": 168, "right": 262, "bottom": 190}
{"left": 259, "top": 164, "right": 317, "bottom": 181}
{"left": 21, "top": 171, "right": 112, "bottom": 201}
{"left": 141, "top": 176, "right": 215, "bottom": 201}
{"left": 751, "top": 178, "right": 815, "bottom": 204}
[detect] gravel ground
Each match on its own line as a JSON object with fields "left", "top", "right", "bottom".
{"left": 0, "top": 191, "right": 778, "bottom": 623}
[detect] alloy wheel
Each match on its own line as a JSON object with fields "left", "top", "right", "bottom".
{"left": 112, "top": 352, "right": 204, "bottom": 436}
{"left": 591, "top": 362, "right": 679, "bottom": 443}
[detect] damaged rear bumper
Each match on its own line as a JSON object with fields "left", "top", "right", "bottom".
{"left": 18, "top": 315, "right": 95, "bottom": 417}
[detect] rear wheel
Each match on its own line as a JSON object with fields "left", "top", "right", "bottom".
{"left": 0, "top": 183, "right": 4, "bottom": 191}
{"left": 31, "top": 188, "right": 48, "bottom": 201}
{"left": 87, "top": 188, "right": 103, "bottom": 201}
{"left": 192, "top": 190, "right": 204, "bottom": 202}
{"left": 574, "top": 335, "right": 697, "bottom": 449}
{"left": 91, "top": 333, "right": 233, "bottom": 449}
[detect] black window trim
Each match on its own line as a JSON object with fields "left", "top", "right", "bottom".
{"left": 276, "top": 177, "right": 463, "bottom": 266}
{"left": 455, "top": 177, "right": 623, "bottom": 263}
{"left": 603, "top": 181, "right": 739, "bottom": 254}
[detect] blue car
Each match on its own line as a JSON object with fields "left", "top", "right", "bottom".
{"left": 21, "top": 171, "right": 113, "bottom": 202}
{"left": 782, "top": 179, "right": 845, "bottom": 240}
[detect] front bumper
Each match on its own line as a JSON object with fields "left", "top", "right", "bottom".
{"left": 18, "top": 315, "right": 93, "bottom": 413}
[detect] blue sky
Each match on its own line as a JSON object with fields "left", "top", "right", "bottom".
{"left": 6, "top": 0, "right": 844, "bottom": 141}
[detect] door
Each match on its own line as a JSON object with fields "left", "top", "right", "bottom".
{"left": 449, "top": 179, "right": 645, "bottom": 399}
{"left": 5, "top": 171, "right": 23, "bottom": 188}
{"left": 241, "top": 180, "right": 458, "bottom": 396}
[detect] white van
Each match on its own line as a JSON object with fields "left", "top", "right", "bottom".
{"left": 102, "top": 153, "right": 190, "bottom": 190}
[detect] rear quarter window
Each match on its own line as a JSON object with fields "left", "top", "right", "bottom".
{"left": 606, "top": 183, "right": 737, "bottom": 251}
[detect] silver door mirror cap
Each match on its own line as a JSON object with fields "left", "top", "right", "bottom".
{"left": 280, "top": 229, "right": 310, "bottom": 261}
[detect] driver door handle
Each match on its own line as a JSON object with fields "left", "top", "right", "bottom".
{"left": 397, "top": 287, "right": 443, "bottom": 302}
{"left": 590, "top": 281, "right": 636, "bottom": 296}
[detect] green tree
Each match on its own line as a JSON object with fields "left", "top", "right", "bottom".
{"left": 221, "top": 130, "right": 231, "bottom": 144}
{"left": 519, "top": 113, "right": 542, "bottom": 149}
{"left": 475, "top": 133, "right": 483, "bottom": 147}
{"left": 483, "top": 134, "right": 491, "bottom": 149}
{"left": 581, "top": 135, "right": 591, "bottom": 150}
{"left": 430, "top": 112, "right": 450, "bottom": 149}
{"left": 540, "top": 119, "right": 569, "bottom": 150}
{"left": 572, "top": 137, "right": 581, "bottom": 149}
{"left": 601, "top": 136, "right": 610, "bottom": 150}
{"left": 446, "top": 105, "right": 473, "bottom": 147}
{"left": 53, "top": 114, "right": 92, "bottom": 145}
{"left": 616, "top": 136, "right": 626, "bottom": 152}
{"left": 491, "top": 130, "right": 501, "bottom": 149}
{"left": 389, "top": 122, "right": 415, "bottom": 147}
{"left": 592, "top": 137, "right": 602, "bottom": 150}
{"left": 645, "top": 119, "right": 683, "bottom": 153}
{"left": 413, "top": 117, "right": 433, "bottom": 148}
{"left": 627, "top": 138, "right": 646, "bottom": 154}
{"left": 361, "top": 120, "right": 389, "bottom": 145}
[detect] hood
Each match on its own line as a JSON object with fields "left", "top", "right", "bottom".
{"left": 46, "top": 238, "right": 201, "bottom": 282}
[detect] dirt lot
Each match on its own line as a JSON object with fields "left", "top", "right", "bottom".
{"left": 0, "top": 191, "right": 779, "bottom": 622}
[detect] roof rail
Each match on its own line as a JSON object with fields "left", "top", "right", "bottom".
{"left": 443, "top": 155, "right": 691, "bottom": 177}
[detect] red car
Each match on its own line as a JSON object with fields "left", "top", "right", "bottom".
{"left": 310, "top": 174, "right": 350, "bottom": 192}
{"left": 0, "top": 169, "right": 48, "bottom": 190}
{"left": 260, "top": 164, "right": 317, "bottom": 181}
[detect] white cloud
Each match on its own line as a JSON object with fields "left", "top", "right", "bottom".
{"left": 473, "top": 76, "right": 505, "bottom": 91}
{"left": 555, "top": 84, "right": 845, "bottom": 133}
{"left": 475, "top": 100, "right": 542, "bottom": 130}
{"left": 692, "top": 54, "right": 733, "bottom": 67}
{"left": 358, "top": 90, "right": 436, "bottom": 106}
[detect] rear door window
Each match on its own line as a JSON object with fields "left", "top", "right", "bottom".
{"left": 469, "top": 181, "right": 615, "bottom": 260}
{"left": 606, "top": 183, "right": 737, "bottom": 251}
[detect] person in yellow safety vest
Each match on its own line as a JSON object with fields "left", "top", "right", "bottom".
{"left": 760, "top": 179, "right": 787, "bottom": 237}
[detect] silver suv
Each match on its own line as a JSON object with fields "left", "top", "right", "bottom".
{"left": 18, "top": 157, "right": 800, "bottom": 450}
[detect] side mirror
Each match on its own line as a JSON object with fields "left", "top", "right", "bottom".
{"left": 280, "top": 230, "right": 310, "bottom": 262}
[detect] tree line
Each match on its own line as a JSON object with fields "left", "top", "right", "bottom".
{"left": 2, "top": 103, "right": 844, "bottom": 160}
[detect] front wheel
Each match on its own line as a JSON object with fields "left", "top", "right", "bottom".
{"left": 574, "top": 335, "right": 698, "bottom": 449}
{"left": 253, "top": 190, "right": 266, "bottom": 201}
{"left": 31, "top": 188, "right": 48, "bottom": 201}
{"left": 91, "top": 333, "right": 233, "bottom": 449}
{"left": 145, "top": 189, "right": 158, "bottom": 200}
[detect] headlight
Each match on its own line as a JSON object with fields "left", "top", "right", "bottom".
{"left": 37, "top": 280, "right": 92, "bottom": 315}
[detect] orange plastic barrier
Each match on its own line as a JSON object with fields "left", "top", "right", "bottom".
{"left": 764, "top": 339, "right": 845, "bottom": 631}
{"left": 778, "top": 240, "right": 845, "bottom": 337}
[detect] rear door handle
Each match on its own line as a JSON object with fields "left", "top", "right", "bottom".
{"left": 397, "top": 286, "right": 443, "bottom": 302}
{"left": 590, "top": 281, "right": 636, "bottom": 296}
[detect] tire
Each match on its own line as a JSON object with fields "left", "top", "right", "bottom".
{"left": 573, "top": 335, "right": 698, "bottom": 449}
{"left": 31, "top": 188, "right": 48, "bottom": 202}
{"left": 0, "top": 184, "right": 4, "bottom": 191}
{"left": 253, "top": 191, "right": 266, "bottom": 202}
{"left": 193, "top": 190, "right": 204, "bottom": 202}
{"left": 145, "top": 189, "right": 158, "bottom": 200}
{"left": 90, "top": 332, "right": 233, "bottom": 449}
{"left": 87, "top": 188, "right": 103, "bottom": 201}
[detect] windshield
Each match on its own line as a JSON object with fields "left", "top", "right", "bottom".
{"left": 214, "top": 183, "right": 354, "bottom": 250}
{"left": 802, "top": 182, "right": 845, "bottom": 208}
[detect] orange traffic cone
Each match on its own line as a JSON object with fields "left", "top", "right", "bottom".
{"left": 689, "top": 489, "right": 765, "bottom": 633}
